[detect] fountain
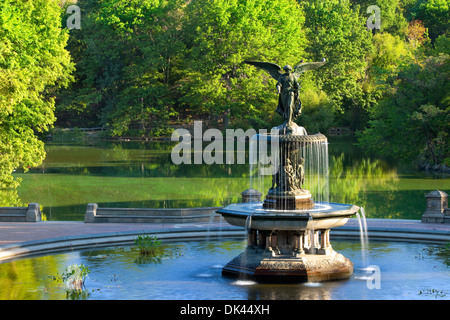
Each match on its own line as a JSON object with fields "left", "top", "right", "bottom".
{"left": 217, "top": 59, "right": 360, "bottom": 282}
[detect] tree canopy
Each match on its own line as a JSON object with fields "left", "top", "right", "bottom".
{"left": 57, "top": 0, "right": 309, "bottom": 133}
{"left": 0, "top": 0, "right": 74, "bottom": 205}
{"left": 180, "top": 0, "right": 307, "bottom": 129}
{"left": 299, "top": 0, "right": 375, "bottom": 130}
{"left": 54, "top": 0, "right": 450, "bottom": 169}
{"left": 1, "top": 0, "right": 449, "bottom": 200}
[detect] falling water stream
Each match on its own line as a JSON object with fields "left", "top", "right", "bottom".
{"left": 249, "top": 133, "right": 330, "bottom": 207}
{"left": 360, "top": 207, "right": 369, "bottom": 247}
{"left": 355, "top": 208, "right": 369, "bottom": 267}
{"left": 207, "top": 210, "right": 224, "bottom": 243}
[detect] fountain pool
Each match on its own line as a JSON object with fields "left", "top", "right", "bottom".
{"left": 0, "top": 238, "right": 448, "bottom": 300}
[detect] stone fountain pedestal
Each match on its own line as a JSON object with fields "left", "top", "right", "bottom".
{"left": 217, "top": 202, "right": 359, "bottom": 282}
{"left": 263, "top": 189, "right": 315, "bottom": 210}
{"left": 218, "top": 126, "right": 360, "bottom": 282}
{"left": 221, "top": 230, "right": 354, "bottom": 282}
{"left": 222, "top": 249, "right": 354, "bottom": 283}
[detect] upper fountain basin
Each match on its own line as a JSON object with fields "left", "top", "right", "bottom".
{"left": 217, "top": 202, "right": 360, "bottom": 231}
{"left": 255, "top": 132, "right": 328, "bottom": 143}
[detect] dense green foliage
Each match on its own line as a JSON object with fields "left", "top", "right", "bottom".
{"left": 57, "top": 0, "right": 308, "bottom": 133}
{"left": 356, "top": 0, "right": 449, "bottom": 167}
{"left": 0, "top": 0, "right": 74, "bottom": 205}
{"left": 405, "top": 0, "right": 449, "bottom": 41}
{"left": 57, "top": 0, "right": 185, "bottom": 136}
{"left": 357, "top": 52, "right": 449, "bottom": 167}
{"left": 55, "top": 0, "right": 448, "bottom": 168}
{"left": 1, "top": 0, "right": 448, "bottom": 207}
{"left": 180, "top": 0, "right": 307, "bottom": 130}
{"left": 299, "top": 0, "right": 375, "bottom": 130}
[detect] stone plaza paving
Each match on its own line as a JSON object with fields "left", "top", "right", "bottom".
{"left": 1, "top": 218, "right": 449, "bottom": 246}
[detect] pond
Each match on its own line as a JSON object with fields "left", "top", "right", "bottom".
{"left": 14, "top": 135, "right": 449, "bottom": 221}
{"left": 0, "top": 239, "right": 449, "bottom": 300}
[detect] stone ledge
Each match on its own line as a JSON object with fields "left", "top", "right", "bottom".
{"left": 332, "top": 219, "right": 450, "bottom": 244}
{"left": 0, "top": 203, "right": 41, "bottom": 222}
{"left": 84, "top": 203, "right": 222, "bottom": 223}
{"left": 0, "top": 226, "right": 245, "bottom": 263}
{"left": 1, "top": 218, "right": 449, "bottom": 264}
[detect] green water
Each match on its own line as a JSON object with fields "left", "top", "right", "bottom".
{"left": 14, "top": 135, "right": 449, "bottom": 221}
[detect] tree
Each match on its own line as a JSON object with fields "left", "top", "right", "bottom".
{"left": 299, "top": 0, "right": 375, "bottom": 130}
{"left": 0, "top": 0, "right": 74, "bottom": 206}
{"left": 357, "top": 54, "right": 449, "bottom": 167}
{"left": 351, "top": 0, "right": 409, "bottom": 36}
{"left": 178, "top": 0, "right": 307, "bottom": 129}
{"left": 295, "top": 89, "right": 335, "bottom": 133}
{"left": 407, "top": 0, "right": 449, "bottom": 42}
{"left": 56, "top": 0, "right": 185, "bottom": 136}
{"left": 368, "top": 32, "right": 414, "bottom": 85}
{"left": 434, "top": 34, "right": 450, "bottom": 54}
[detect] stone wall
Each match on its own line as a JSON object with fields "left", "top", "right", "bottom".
{"left": 0, "top": 203, "right": 41, "bottom": 222}
{"left": 84, "top": 203, "right": 222, "bottom": 223}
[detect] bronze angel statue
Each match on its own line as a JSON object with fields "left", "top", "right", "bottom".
{"left": 245, "top": 59, "right": 327, "bottom": 127}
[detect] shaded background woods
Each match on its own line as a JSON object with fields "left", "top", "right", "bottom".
{"left": 55, "top": 0, "right": 448, "bottom": 166}
{"left": 0, "top": 0, "right": 448, "bottom": 209}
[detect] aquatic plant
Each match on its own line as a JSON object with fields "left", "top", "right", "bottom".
{"left": 418, "top": 288, "right": 447, "bottom": 298}
{"left": 422, "top": 242, "right": 450, "bottom": 267}
{"left": 134, "top": 235, "right": 162, "bottom": 256}
{"left": 61, "top": 264, "right": 91, "bottom": 291}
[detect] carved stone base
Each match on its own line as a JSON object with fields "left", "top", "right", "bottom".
{"left": 222, "top": 250, "right": 353, "bottom": 283}
{"left": 263, "top": 192, "right": 315, "bottom": 210}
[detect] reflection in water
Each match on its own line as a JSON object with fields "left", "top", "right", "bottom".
{"left": 0, "top": 239, "right": 448, "bottom": 300}
{"left": 329, "top": 153, "right": 398, "bottom": 210}
{"left": 10, "top": 136, "right": 449, "bottom": 220}
{"left": 0, "top": 254, "right": 66, "bottom": 299}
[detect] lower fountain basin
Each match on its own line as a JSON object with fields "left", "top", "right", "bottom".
{"left": 217, "top": 202, "right": 360, "bottom": 231}
{"left": 217, "top": 202, "right": 361, "bottom": 282}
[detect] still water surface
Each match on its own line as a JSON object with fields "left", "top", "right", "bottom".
{"left": 14, "top": 135, "right": 449, "bottom": 221}
{"left": 0, "top": 239, "right": 448, "bottom": 300}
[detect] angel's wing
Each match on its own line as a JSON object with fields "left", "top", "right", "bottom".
{"left": 244, "top": 61, "right": 283, "bottom": 81}
{"left": 293, "top": 59, "right": 327, "bottom": 77}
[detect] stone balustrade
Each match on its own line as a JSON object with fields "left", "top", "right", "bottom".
{"left": 0, "top": 203, "right": 41, "bottom": 222}
{"left": 84, "top": 203, "right": 222, "bottom": 224}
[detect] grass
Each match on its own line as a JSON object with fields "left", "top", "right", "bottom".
{"left": 15, "top": 173, "right": 247, "bottom": 208}
{"left": 12, "top": 141, "right": 449, "bottom": 221}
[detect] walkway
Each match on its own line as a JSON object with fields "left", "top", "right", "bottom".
{"left": 0, "top": 218, "right": 449, "bottom": 262}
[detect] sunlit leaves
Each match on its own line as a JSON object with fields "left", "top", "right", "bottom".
{"left": 357, "top": 54, "right": 449, "bottom": 165}
{"left": 178, "top": 0, "right": 306, "bottom": 129}
{"left": 0, "top": 0, "right": 74, "bottom": 205}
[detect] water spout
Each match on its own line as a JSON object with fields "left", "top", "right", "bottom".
{"left": 245, "top": 214, "right": 253, "bottom": 232}
{"left": 356, "top": 208, "right": 369, "bottom": 266}
{"left": 207, "top": 210, "right": 221, "bottom": 242}
{"left": 209, "top": 210, "right": 217, "bottom": 225}
{"left": 360, "top": 207, "right": 369, "bottom": 248}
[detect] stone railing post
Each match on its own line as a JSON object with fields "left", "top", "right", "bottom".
{"left": 85, "top": 203, "right": 98, "bottom": 223}
{"left": 26, "top": 203, "right": 41, "bottom": 222}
